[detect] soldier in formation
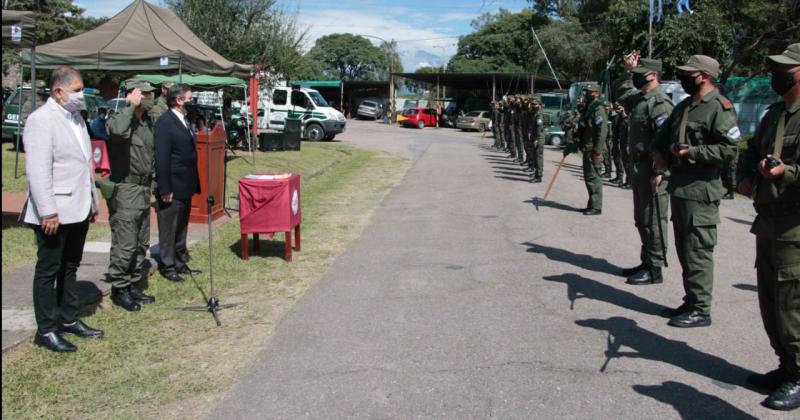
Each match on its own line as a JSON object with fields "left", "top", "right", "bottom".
{"left": 563, "top": 83, "right": 607, "bottom": 215}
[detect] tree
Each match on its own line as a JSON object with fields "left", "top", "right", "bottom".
{"left": 447, "top": 9, "right": 548, "bottom": 73}
{"left": 531, "top": 18, "right": 605, "bottom": 81}
{"left": 403, "top": 65, "right": 443, "bottom": 93}
{"left": 167, "top": 0, "right": 309, "bottom": 80}
{"left": 306, "top": 33, "right": 387, "bottom": 81}
{"left": 380, "top": 40, "right": 403, "bottom": 80}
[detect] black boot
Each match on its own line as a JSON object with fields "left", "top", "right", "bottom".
{"left": 763, "top": 380, "right": 800, "bottom": 411}
{"left": 129, "top": 285, "right": 155, "bottom": 304}
{"left": 34, "top": 331, "right": 77, "bottom": 352}
{"left": 621, "top": 263, "right": 646, "bottom": 277}
{"left": 722, "top": 189, "right": 734, "bottom": 200}
{"left": 668, "top": 310, "right": 711, "bottom": 328}
{"left": 626, "top": 266, "right": 664, "bottom": 285}
{"left": 111, "top": 286, "right": 141, "bottom": 312}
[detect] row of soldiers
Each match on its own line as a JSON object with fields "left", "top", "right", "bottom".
{"left": 554, "top": 46, "right": 799, "bottom": 411}
{"left": 490, "top": 95, "right": 546, "bottom": 182}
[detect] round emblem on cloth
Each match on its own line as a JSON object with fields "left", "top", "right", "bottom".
{"left": 291, "top": 189, "right": 299, "bottom": 215}
{"left": 93, "top": 146, "right": 102, "bottom": 163}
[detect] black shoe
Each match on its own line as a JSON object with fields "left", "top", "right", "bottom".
{"left": 161, "top": 272, "right": 186, "bottom": 283}
{"left": 179, "top": 266, "right": 202, "bottom": 276}
{"left": 129, "top": 285, "right": 155, "bottom": 304}
{"left": 615, "top": 178, "right": 625, "bottom": 187}
{"left": 111, "top": 286, "right": 141, "bottom": 312}
{"left": 621, "top": 263, "right": 646, "bottom": 277}
{"left": 58, "top": 319, "right": 104, "bottom": 338}
{"left": 621, "top": 183, "right": 631, "bottom": 190}
{"left": 603, "top": 172, "right": 612, "bottom": 179}
{"left": 583, "top": 208, "right": 602, "bottom": 216}
{"left": 748, "top": 369, "right": 786, "bottom": 390}
{"left": 668, "top": 310, "right": 711, "bottom": 328}
{"left": 722, "top": 191, "right": 734, "bottom": 200}
{"left": 659, "top": 304, "right": 690, "bottom": 319}
{"left": 533, "top": 176, "right": 542, "bottom": 183}
{"left": 626, "top": 267, "right": 664, "bottom": 285}
{"left": 763, "top": 380, "right": 800, "bottom": 411}
{"left": 34, "top": 331, "right": 77, "bottom": 353}
{"left": 610, "top": 177, "right": 621, "bottom": 184}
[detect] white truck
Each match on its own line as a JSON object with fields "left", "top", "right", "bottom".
{"left": 264, "top": 86, "right": 346, "bottom": 141}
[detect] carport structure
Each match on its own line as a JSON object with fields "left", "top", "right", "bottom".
{"left": 291, "top": 80, "right": 400, "bottom": 119}
{"left": 392, "top": 72, "right": 568, "bottom": 101}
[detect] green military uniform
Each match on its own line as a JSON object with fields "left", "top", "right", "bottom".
{"left": 491, "top": 103, "right": 501, "bottom": 148}
{"left": 628, "top": 59, "right": 674, "bottom": 277}
{"left": 612, "top": 73, "right": 640, "bottom": 188}
{"left": 577, "top": 84, "right": 608, "bottom": 212}
{"left": 503, "top": 100, "right": 513, "bottom": 154}
{"left": 518, "top": 99, "right": 530, "bottom": 165}
{"left": 149, "top": 81, "right": 173, "bottom": 122}
{"left": 106, "top": 81, "right": 157, "bottom": 291}
{"left": 528, "top": 96, "right": 545, "bottom": 181}
{"left": 654, "top": 56, "right": 739, "bottom": 316}
{"left": 722, "top": 148, "right": 738, "bottom": 198}
{"left": 511, "top": 98, "right": 522, "bottom": 160}
{"left": 738, "top": 44, "right": 800, "bottom": 391}
{"left": 609, "top": 108, "right": 626, "bottom": 184}
{"left": 602, "top": 106, "right": 613, "bottom": 177}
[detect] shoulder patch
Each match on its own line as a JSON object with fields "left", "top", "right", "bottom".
{"left": 655, "top": 114, "right": 668, "bottom": 127}
{"left": 727, "top": 126, "right": 741, "bottom": 140}
{"left": 594, "top": 115, "right": 604, "bottom": 126}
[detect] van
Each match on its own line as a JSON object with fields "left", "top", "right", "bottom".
{"left": 3, "top": 87, "right": 105, "bottom": 141}
{"left": 266, "top": 86, "right": 346, "bottom": 141}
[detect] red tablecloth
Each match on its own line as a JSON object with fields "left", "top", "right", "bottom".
{"left": 91, "top": 140, "right": 111, "bottom": 178}
{"left": 239, "top": 174, "right": 301, "bottom": 236}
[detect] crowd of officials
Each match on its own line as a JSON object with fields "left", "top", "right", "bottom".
{"left": 21, "top": 66, "right": 202, "bottom": 353}
{"left": 15, "top": 41, "right": 800, "bottom": 412}
{"left": 491, "top": 45, "right": 799, "bottom": 411}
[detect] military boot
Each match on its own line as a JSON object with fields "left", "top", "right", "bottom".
{"left": 129, "top": 285, "right": 155, "bottom": 304}
{"left": 111, "top": 286, "right": 141, "bottom": 312}
{"left": 626, "top": 266, "right": 664, "bottom": 285}
{"left": 763, "top": 380, "right": 800, "bottom": 411}
{"left": 722, "top": 188, "right": 734, "bottom": 200}
{"left": 621, "top": 262, "right": 646, "bottom": 277}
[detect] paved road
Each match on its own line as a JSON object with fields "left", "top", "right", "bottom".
{"left": 210, "top": 120, "right": 789, "bottom": 419}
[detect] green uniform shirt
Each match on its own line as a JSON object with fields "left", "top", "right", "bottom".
{"left": 629, "top": 86, "right": 673, "bottom": 161}
{"left": 107, "top": 104, "right": 155, "bottom": 210}
{"left": 738, "top": 99, "right": 800, "bottom": 241}
{"left": 149, "top": 96, "right": 168, "bottom": 122}
{"left": 654, "top": 89, "right": 739, "bottom": 202}
{"left": 579, "top": 100, "right": 608, "bottom": 154}
{"left": 528, "top": 108, "right": 545, "bottom": 142}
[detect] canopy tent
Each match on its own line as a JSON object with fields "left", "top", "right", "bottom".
{"left": 2, "top": 10, "right": 35, "bottom": 48}
{"left": 22, "top": 0, "right": 252, "bottom": 77}
{"left": 134, "top": 74, "right": 247, "bottom": 88}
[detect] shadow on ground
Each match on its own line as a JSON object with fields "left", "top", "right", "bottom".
{"left": 575, "top": 316, "right": 761, "bottom": 391}
{"left": 523, "top": 198, "right": 584, "bottom": 212}
{"left": 524, "top": 242, "right": 623, "bottom": 276}
{"left": 733, "top": 283, "right": 758, "bottom": 292}
{"left": 542, "top": 273, "right": 668, "bottom": 316}
{"left": 633, "top": 381, "right": 758, "bottom": 420}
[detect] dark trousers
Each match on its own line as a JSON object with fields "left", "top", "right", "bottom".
{"left": 757, "top": 236, "right": 800, "bottom": 381}
{"left": 32, "top": 217, "right": 89, "bottom": 333}
{"left": 156, "top": 197, "right": 190, "bottom": 275}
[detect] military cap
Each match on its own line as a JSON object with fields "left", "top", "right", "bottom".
{"left": 676, "top": 55, "right": 720, "bottom": 78}
{"left": 632, "top": 58, "right": 662, "bottom": 74}
{"left": 583, "top": 82, "right": 601, "bottom": 93}
{"left": 767, "top": 43, "right": 800, "bottom": 66}
{"left": 124, "top": 79, "right": 155, "bottom": 92}
{"left": 161, "top": 80, "right": 175, "bottom": 88}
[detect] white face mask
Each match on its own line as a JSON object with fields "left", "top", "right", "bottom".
{"left": 62, "top": 90, "right": 84, "bottom": 114}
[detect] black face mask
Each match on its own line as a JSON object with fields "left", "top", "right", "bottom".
{"left": 583, "top": 93, "right": 595, "bottom": 104}
{"left": 678, "top": 74, "right": 701, "bottom": 95}
{"left": 771, "top": 71, "right": 797, "bottom": 96}
{"left": 632, "top": 73, "right": 651, "bottom": 90}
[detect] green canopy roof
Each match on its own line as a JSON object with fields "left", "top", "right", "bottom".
{"left": 294, "top": 80, "right": 342, "bottom": 88}
{"left": 134, "top": 74, "right": 246, "bottom": 88}
{"left": 2, "top": 10, "right": 36, "bottom": 48}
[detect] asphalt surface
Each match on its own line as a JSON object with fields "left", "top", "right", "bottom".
{"left": 209, "top": 120, "right": 790, "bottom": 419}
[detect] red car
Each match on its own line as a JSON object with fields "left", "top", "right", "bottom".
{"left": 400, "top": 107, "right": 438, "bottom": 129}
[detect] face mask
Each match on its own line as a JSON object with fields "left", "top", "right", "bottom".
{"left": 632, "top": 73, "right": 651, "bottom": 90}
{"left": 140, "top": 97, "right": 155, "bottom": 111}
{"left": 678, "top": 74, "right": 701, "bottom": 95}
{"left": 771, "top": 71, "right": 797, "bottom": 96}
{"left": 583, "top": 93, "right": 595, "bottom": 103}
{"left": 61, "top": 90, "right": 84, "bottom": 113}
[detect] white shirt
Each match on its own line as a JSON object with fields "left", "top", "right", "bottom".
{"left": 172, "top": 108, "right": 188, "bottom": 128}
{"left": 56, "top": 101, "right": 89, "bottom": 158}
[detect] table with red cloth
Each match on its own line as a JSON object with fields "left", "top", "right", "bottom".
{"left": 91, "top": 140, "right": 111, "bottom": 177}
{"left": 238, "top": 173, "right": 302, "bottom": 261}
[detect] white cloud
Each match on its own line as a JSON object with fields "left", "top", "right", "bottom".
{"left": 297, "top": 8, "right": 460, "bottom": 71}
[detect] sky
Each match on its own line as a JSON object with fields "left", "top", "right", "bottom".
{"left": 75, "top": 0, "right": 531, "bottom": 71}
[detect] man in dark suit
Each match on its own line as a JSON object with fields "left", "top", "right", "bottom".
{"left": 154, "top": 84, "right": 201, "bottom": 282}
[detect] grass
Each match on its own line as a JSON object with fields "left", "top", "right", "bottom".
{"left": 2, "top": 145, "right": 28, "bottom": 192}
{"left": 1, "top": 142, "right": 410, "bottom": 419}
{"left": 2, "top": 220, "right": 110, "bottom": 273}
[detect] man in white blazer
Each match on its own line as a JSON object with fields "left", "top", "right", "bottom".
{"left": 21, "top": 66, "right": 104, "bottom": 353}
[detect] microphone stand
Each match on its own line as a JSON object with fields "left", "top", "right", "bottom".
{"left": 179, "top": 109, "right": 241, "bottom": 326}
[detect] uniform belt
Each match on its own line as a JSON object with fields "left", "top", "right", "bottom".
{"left": 754, "top": 201, "right": 800, "bottom": 217}
{"left": 120, "top": 175, "right": 151, "bottom": 186}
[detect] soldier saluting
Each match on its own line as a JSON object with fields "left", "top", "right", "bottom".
{"left": 652, "top": 55, "right": 739, "bottom": 328}
{"left": 737, "top": 43, "right": 800, "bottom": 412}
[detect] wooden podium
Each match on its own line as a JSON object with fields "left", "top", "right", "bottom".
{"left": 190, "top": 122, "right": 226, "bottom": 223}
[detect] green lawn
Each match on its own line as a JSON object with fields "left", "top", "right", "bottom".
{"left": 2, "top": 220, "right": 110, "bottom": 273}
{"left": 2, "top": 142, "right": 409, "bottom": 419}
{"left": 2, "top": 145, "right": 27, "bottom": 192}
